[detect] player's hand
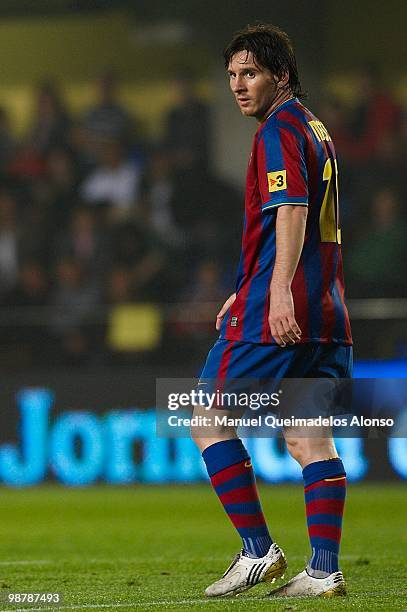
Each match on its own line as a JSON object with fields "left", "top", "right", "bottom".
{"left": 268, "top": 285, "right": 302, "bottom": 346}
{"left": 216, "top": 293, "right": 236, "bottom": 330}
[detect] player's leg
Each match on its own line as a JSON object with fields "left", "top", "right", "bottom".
{"left": 192, "top": 406, "right": 273, "bottom": 559}
{"left": 270, "top": 344, "right": 352, "bottom": 598}
{"left": 286, "top": 428, "right": 346, "bottom": 577}
{"left": 192, "top": 339, "right": 286, "bottom": 596}
{"left": 193, "top": 339, "right": 273, "bottom": 560}
{"left": 191, "top": 407, "right": 286, "bottom": 596}
{"left": 268, "top": 428, "right": 346, "bottom": 597}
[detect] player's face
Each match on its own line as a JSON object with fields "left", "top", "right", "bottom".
{"left": 228, "top": 51, "right": 279, "bottom": 121}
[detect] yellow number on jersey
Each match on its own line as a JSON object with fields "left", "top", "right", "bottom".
{"left": 319, "top": 158, "right": 341, "bottom": 244}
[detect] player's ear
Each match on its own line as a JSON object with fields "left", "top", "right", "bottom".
{"left": 276, "top": 71, "right": 289, "bottom": 89}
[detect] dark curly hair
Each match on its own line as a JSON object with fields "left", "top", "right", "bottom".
{"left": 223, "top": 23, "right": 306, "bottom": 99}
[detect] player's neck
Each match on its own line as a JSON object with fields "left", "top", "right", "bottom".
{"left": 257, "top": 90, "right": 294, "bottom": 123}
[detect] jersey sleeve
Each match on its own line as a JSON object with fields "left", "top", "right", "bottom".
{"left": 257, "top": 121, "right": 308, "bottom": 212}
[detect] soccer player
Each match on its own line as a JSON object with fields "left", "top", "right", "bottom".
{"left": 191, "top": 24, "right": 353, "bottom": 598}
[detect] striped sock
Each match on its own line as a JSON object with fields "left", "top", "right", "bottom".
{"left": 303, "top": 458, "right": 346, "bottom": 578}
{"left": 202, "top": 439, "right": 272, "bottom": 558}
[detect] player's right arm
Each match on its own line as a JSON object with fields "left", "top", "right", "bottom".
{"left": 216, "top": 293, "right": 236, "bottom": 330}
{"left": 269, "top": 205, "right": 306, "bottom": 345}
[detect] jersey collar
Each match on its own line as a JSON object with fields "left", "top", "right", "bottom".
{"left": 264, "top": 96, "right": 298, "bottom": 122}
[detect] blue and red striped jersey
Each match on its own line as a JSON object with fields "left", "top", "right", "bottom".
{"left": 220, "top": 97, "right": 352, "bottom": 345}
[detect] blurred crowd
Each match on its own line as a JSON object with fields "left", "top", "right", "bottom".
{"left": 0, "top": 70, "right": 241, "bottom": 364}
{"left": 319, "top": 64, "right": 407, "bottom": 300}
{"left": 0, "top": 64, "right": 405, "bottom": 365}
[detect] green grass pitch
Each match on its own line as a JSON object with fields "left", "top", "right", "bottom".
{"left": 0, "top": 484, "right": 405, "bottom": 611}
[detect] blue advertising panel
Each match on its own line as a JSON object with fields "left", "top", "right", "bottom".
{"left": 0, "top": 363, "right": 405, "bottom": 486}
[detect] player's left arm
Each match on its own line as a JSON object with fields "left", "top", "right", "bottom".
{"left": 269, "top": 205, "right": 307, "bottom": 346}
{"left": 257, "top": 121, "right": 309, "bottom": 346}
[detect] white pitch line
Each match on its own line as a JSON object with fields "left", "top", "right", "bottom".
{"left": 83, "top": 553, "right": 386, "bottom": 563}
{"left": 0, "top": 560, "right": 51, "bottom": 566}
{"left": 0, "top": 554, "right": 392, "bottom": 567}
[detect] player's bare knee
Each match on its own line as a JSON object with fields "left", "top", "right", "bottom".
{"left": 285, "top": 437, "right": 307, "bottom": 464}
{"left": 285, "top": 436, "right": 316, "bottom": 464}
{"left": 285, "top": 435, "right": 338, "bottom": 467}
{"left": 191, "top": 431, "right": 208, "bottom": 452}
{"left": 190, "top": 406, "right": 236, "bottom": 451}
{"left": 191, "top": 429, "right": 236, "bottom": 453}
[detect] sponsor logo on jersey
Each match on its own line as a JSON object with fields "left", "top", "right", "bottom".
{"left": 267, "top": 170, "right": 287, "bottom": 192}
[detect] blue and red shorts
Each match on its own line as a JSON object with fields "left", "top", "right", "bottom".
{"left": 199, "top": 339, "right": 353, "bottom": 381}
{"left": 198, "top": 340, "right": 353, "bottom": 416}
